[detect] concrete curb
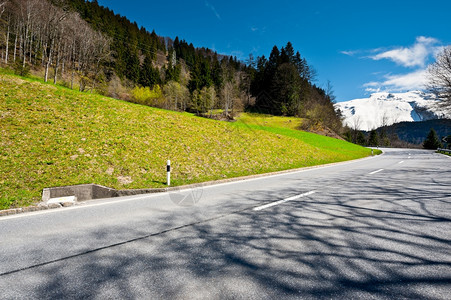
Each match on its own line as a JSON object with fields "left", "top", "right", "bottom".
{"left": 1, "top": 153, "right": 381, "bottom": 217}
{"left": 0, "top": 203, "right": 64, "bottom": 217}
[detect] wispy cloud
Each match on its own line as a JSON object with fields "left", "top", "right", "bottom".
{"left": 205, "top": 1, "right": 221, "bottom": 20}
{"left": 345, "top": 37, "right": 449, "bottom": 94}
{"left": 363, "top": 69, "right": 428, "bottom": 93}
{"left": 249, "top": 26, "right": 266, "bottom": 34}
{"left": 341, "top": 37, "right": 442, "bottom": 67}
{"left": 340, "top": 50, "right": 358, "bottom": 56}
{"left": 369, "top": 36, "right": 439, "bottom": 68}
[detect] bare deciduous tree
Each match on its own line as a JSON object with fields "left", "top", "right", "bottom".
{"left": 163, "top": 81, "right": 189, "bottom": 111}
{"left": 325, "top": 80, "right": 336, "bottom": 103}
{"left": 0, "top": 0, "right": 111, "bottom": 89}
{"left": 350, "top": 114, "right": 363, "bottom": 143}
{"left": 428, "top": 46, "right": 451, "bottom": 108}
{"left": 0, "top": 0, "right": 7, "bottom": 18}
{"left": 222, "top": 81, "right": 234, "bottom": 117}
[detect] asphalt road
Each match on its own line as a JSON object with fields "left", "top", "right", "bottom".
{"left": 1, "top": 148, "right": 450, "bottom": 299}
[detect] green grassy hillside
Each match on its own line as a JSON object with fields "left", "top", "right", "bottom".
{"left": 1, "top": 73, "right": 374, "bottom": 209}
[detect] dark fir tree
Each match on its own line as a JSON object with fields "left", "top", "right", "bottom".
{"left": 368, "top": 130, "right": 379, "bottom": 146}
{"left": 271, "top": 63, "right": 302, "bottom": 115}
{"left": 357, "top": 131, "right": 367, "bottom": 146}
{"left": 423, "top": 128, "right": 442, "bottom": 149}
{"left": 139, "top": 55, "right": 161, "bottom": 87}
{"left": 164, "top": 50, "right": 181, "bottom": 83}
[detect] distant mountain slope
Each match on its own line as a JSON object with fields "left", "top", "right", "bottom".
{"left": 335, "top": 91, "right": 451, "bottom": 131}
{"left": 379, "top": 119, "right": 451, "bottom": 145}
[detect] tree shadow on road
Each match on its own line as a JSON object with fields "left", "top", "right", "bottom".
{"left": 2, "top": 158, "right": 451, "bottom": 299}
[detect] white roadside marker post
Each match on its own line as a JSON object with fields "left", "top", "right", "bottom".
{"left": 167, "top": 160, "right": 171, "bottom": 186}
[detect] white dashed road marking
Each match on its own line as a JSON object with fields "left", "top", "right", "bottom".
{"left": 253, "top": 191, "right": 316, "bottom": 211}
{"left": 369, "top": 169, "right": 384, "bottom": 175}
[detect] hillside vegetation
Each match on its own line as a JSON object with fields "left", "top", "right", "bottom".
{"left": 0, "top": 73, "right": 374, "bottom": 209}
{"left": 0, "top": 0, "right": 343, "bottom": 135}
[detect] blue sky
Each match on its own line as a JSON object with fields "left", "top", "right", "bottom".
{"left": 96, "top": 0, "right": 451, "bottom": 102}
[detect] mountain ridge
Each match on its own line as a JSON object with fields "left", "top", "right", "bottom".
{"left": 335, "top": 91, "right": 451, "bottom": 131}
{"left": 378, "top": 119, "right": 451, "bottom": 145}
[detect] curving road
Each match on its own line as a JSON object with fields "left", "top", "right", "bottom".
{"left": 1, "top": 148, "right": 450, "bottom": 299}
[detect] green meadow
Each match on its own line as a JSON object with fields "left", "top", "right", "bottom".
{"left": 0, "top": 73, "right": 376, "bottom": 209}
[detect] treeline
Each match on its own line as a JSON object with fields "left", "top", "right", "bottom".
{"left": 344, "top": 129, "right": 394, "bottom": 148}
{"left": 345, "top": 127, "right": 427, "bottom": 149}
{"left": 0, "top": 0, "right": 344, "bottom": 135}
{"left": 67, "top": 0, "right": 249, "bottom": 116}
{"left": 250, "top": 42, "right": 342, "bottom": 132}
{"left": 346, "top": 119, "right": 451, "bottom": 148}
{"left": 67, "top": 0, "right": 165, "bottom": 87}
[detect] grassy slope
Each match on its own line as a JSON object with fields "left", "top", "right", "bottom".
{"left": 1, "top": 73, "right": 373, "bottom": 209}
{"left": 234, "top": 113, "right": 377, "bottom": 161}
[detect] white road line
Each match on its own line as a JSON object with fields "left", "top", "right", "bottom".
{"left": 369, "top": 169, "right": 384, "bottom": 175}
{"left": 0, "top": 193, "right": 162, "bottom": 221}
{"left": 0, "top": 153, "right": 380, "bottom": 220}
{"left": 253, "top": 191, "right": 315, "bottom": 211}
{"left": 398, "top": 161, "right": 404, "bottom": 164}
{"left": 193, "top": 152, "right": 382, "bottom": 192}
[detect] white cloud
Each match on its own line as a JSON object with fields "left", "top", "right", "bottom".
{"left": 416, "top": 36, "right": 438, "bottom": 44}
{"left": 205, "top": 1, "right": 221, "bottom": 20}
{"left": 364, "top": 87, "right": 381, "bottom": 93}
{"left": 370, "top": 36, "right": 439, "bottom": 67}
{"left": 363, "top": 69, "right": 428, "bottom": 93}
{"left": 340, "top": 50, "right": 357, "bottom": 56}
{"left": 363, "top": 81, "right": 379, "bottom": 87}
{"left": 383, "top": 69, "right": 428, "bottom": 90}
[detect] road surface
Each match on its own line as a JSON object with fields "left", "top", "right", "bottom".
{"left": 1, "top": 148, "right": 450, "bottom": 299}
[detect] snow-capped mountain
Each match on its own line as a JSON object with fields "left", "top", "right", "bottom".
{"left": 335, "top": 91, "right": 450, "bottom": 131}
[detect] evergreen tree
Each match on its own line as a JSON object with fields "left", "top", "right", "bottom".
{"left": 423, "top": 128, "right": 442, "bottom": 149}
{"left": 344, "top": 131, "right": 353, "bottom": 143}
{"left": 284, "top": 42, "right": 295, "bottom": 63}
{"left": 356, "top": 131, "right": 366, "bottom": 145}
{"left": 212, "top": 57, "right": 223, "bottom": 89}
{"left": 164, "top": 50, "right": 181, "bottom": 83}
{"left": 124, "top": 50, "right": 140, "bottom": 83}
{"left": 139, "top": 55, "right": 160, "bottom": 87}
{"left": 266, "top": 46, "right": 280, "bottom": 83}
{"left": 271, "top": 63, "right": 302, "bottom": 115}
{"left": 368, "top": 130, "right": 379, "bottom": 146}
{"left": 379, "top": 129, "right": 391, "bottom": 147}
{"left": 280, "top": 47, "right": 290, "bottom": 64}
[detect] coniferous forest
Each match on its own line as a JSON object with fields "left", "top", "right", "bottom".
{"left": 0, "top": 0, "right": 343, "bottom": 134}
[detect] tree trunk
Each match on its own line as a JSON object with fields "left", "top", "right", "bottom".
{"left": 13, "top": 31, "right": 17, "bottom": 62}
{"left": 5, "top": 23, "right": 9, "bottom": 64}
{"left": 28, "top": 24, "right": 33, "bottom": 65}
{"left": 70, "top": 42, "right": 75, "bottom": 89}
{"left": 45, "top": 39, "right": 54, "bottom": 83}
{"left": 42, "top": 42, "right": 47, "bottom": 66}
{"left": 53, "top": 41, "right": 61, "bottom": 84}
{"left": 19, "top": 30, "right": 23, "bottom": 61}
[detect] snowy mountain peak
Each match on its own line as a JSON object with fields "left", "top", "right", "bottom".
{"left": 335, "top": 91, "right": 450, "bottom": 131}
